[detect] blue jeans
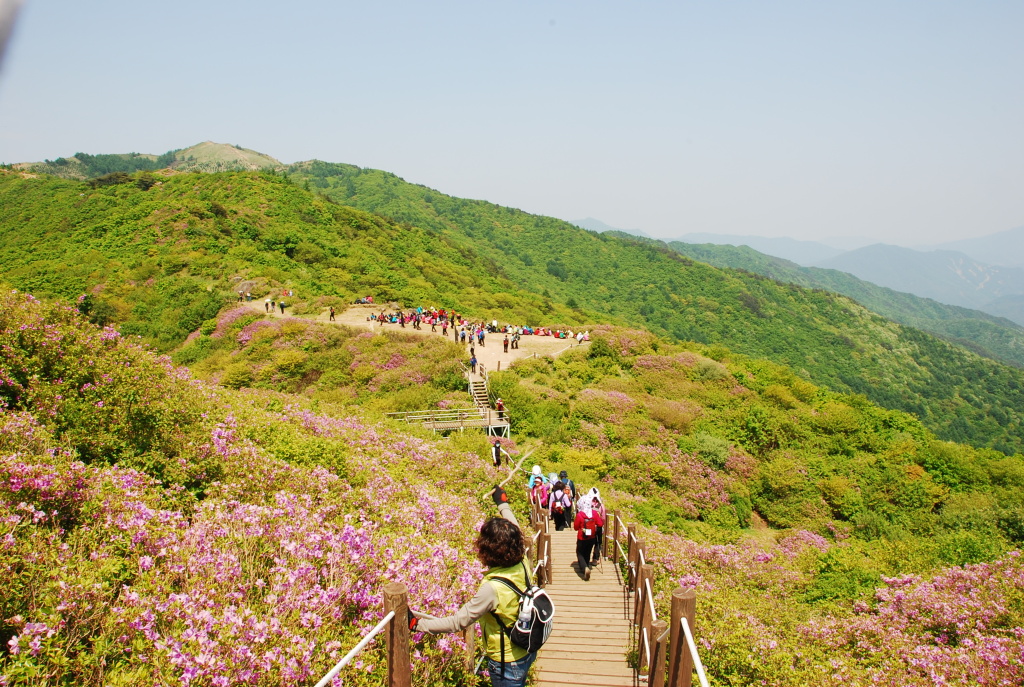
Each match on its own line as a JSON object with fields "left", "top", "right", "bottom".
{"left": 486, "top": 652, "right": 536, "bottom": 687}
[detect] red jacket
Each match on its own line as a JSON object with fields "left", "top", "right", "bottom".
{"left": 573, "top": 510, "right": 604, "bottom": 541}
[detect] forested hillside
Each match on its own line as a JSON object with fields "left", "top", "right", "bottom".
{"left": 285, "top": 162, "right": 1024, "bottom": 454}
{"left": 661, "top": 239, "right": 1024, "bottom": 368}
{"left": 1, "top": 167, "right": 1024, "bottom": 455}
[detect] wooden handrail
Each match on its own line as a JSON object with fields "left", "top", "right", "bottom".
{"left": 604, "top": 510, "right": 707, "bottom": 687}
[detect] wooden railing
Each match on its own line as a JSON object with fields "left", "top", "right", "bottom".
{"left": 606, "top": 512, "right": 710, "bottom": 687}
{"left": 529, "top": 496, "right": 553, "bottom": 586}
{"left": 314, "top": 581, "right": 476, "bottom": 687}
{"left": 385, "top": 407, "right": 509, "bottom": 430}
{"left": 315, "top": 501, "right": 551, "bottom": 686}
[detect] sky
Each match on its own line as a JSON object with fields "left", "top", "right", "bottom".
{"left": 0, "top": 0, "right": 1022, "bottom": 246}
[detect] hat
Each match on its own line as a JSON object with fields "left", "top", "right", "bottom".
{"left": 559, "top": 470, "right": 568, "bottom": 479}
{"left": 531, "top": 465, "right": 542, "bottom": 475}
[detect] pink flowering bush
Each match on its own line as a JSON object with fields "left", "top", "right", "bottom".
{"left": 176, "top": 310, "right": 468, "bottom": 409}
{"left": 0, "top": 293, "right": 513, "bottom": 686}
{"left": 800, "top": 553, "right": 1024, "bottom": 685}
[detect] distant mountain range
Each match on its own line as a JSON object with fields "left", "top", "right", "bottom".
{"left": 656, "top": 239, "right": 1024, "bottom": 368}
{"left": 587, "top": 218, "right": 1024, "bottom": 326}
{"left": 572, "top": 217, "right": 653, "bottom": 239}
{"left": 16, "top": 141, "right": 283, "bottom": 178}
{"left": 814, "top": 244, "right": 1024, "bottom": 326}
{"left": 672, "top": 233, "right": 848, "bottom": 265}
{"left": 926, "top": 226, "right": 1024, "bottom": 269}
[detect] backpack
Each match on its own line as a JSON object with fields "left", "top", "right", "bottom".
{"left": 580, "top": 514, "right": 598, "bottom": 540}
{"left": 551, "top": 490, "right": 567, "bottom": 515}
{"left": 488, "top": 562, "right": 555, "bottom": 675}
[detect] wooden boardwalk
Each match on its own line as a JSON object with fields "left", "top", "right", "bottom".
{"left": 536, "top": 528, "right": 634, "bottom": 687}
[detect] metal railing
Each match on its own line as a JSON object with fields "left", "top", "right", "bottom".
{"left": 606, "top": 511, "right": 709, "bottom": 687}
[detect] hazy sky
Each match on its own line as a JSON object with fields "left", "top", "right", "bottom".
{"left": 1, "top": 0, "right": 1021, "bottom": 245}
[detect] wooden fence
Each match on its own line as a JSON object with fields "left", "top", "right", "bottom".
{"left": 315, "top": 500, "right": 550, "bottom": 686}
{"left": 606, "top": 512, "right": 710, "bottom": 687}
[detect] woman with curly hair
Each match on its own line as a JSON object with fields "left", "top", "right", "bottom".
{"left": 409, "top": 486, "right": 536, "bottom": 687}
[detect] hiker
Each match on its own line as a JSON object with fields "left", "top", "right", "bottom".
{"left": 503, "top": 335, "right": 510, "bottom": 353}
{"left": 527, "top": 465, "right": 544, "bottom": 489}
{"left": 527, "top": 467, "right": 548, "bottom": 505}
{"left": 329, "top": 306, "right": 336, "bottom": 322}
{"left": 577, "top": 488, "right": 606, "bottom": 566}
{"left": 548, "top": 480, "right": 572, "bottom": 532}
{"left": 496, "top": 398, "right": 506, "bottom": 421}
{"left": 558, "top": 470, "right": 576, "bottom": 520}
{"left": 409, "top": 486, "right": 539, "bottom": 686}
{"left": 470, "top": 355, "right": 478, "bottom": 374}
{"left": 264, "top": 299, "right": 270, "bottom": 313}
{"left": 279, "top": 301, "right": 286, "bottom": 315}
{"left": 478, "top": 329, "right": 485, "bottom": 347}
{"left": 573, "top": 491, "right": 605, "bottom": 581}
{"left": 491, "top": 438, "right": 508, "bottom": 467}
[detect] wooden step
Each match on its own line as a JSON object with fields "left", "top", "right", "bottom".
{"left": 536, "top": 533, "right": 635, "bottom": 686}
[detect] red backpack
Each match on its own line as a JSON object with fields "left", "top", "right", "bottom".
{"left": 580, "top": 514, "right": 598, "bottom": 539}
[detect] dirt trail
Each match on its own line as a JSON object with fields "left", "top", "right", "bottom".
{"left": 243, "top": 302, "right": 590, "bottom": 375}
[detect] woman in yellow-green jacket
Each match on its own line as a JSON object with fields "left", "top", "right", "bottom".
{"left": 410, "top": 486, "right": 536, "bottom": 687}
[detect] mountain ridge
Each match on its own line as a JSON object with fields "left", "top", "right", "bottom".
{"left": 4, "top": 148, "right": 1024, "bottom": 453}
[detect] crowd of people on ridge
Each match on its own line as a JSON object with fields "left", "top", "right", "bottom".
{"left": 368, "top": 305, "right": 590, "bottom": 348}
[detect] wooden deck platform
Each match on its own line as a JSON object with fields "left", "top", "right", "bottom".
{"left": 536, "top": 528, "right": 634, "bottom": 687}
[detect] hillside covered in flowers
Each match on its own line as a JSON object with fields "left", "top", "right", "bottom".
{"left": 3, "top": 291, "right": 1024, "bottom": 685}
{"left": 0, "top": 292, "right": 504, "bottom": 686}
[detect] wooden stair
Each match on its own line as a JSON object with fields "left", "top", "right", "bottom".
{"left": 535, "top": 528, "right": 634, "bottom": 686}
{"left": 470, "top": 379, "right": 489, "bottom": 409}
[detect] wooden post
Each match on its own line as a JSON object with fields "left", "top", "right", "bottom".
{"left": 462, "top": 627, "right": 475, "bottom": 671}
{"left": 383, "top": 582, "right": 412, "bottom": 687}
{"left": 633, "top": 554, "right": 649, "bottom": 627}
{"left": 650, "top": 619, "right": 669, "bottom": 687}
{"left": 626, "top": 525, "right": 637, "bottom": 591}
{"left": 543, "top": 532, "right": 553, "bottom": 585}
{"left": 608, "top": 511, "right": 617, "bottom": 561}
{"left": 668, "top": 588, "right": 696, "bottom": 687}
{"left": 634, "top": 560, "right": 650, "bottom": 670}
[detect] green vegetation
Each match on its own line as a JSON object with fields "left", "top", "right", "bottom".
{"left": 665, "top": 239, "right": 1024, "bottom": 368}
{"left": 285, "top": 162, "right": 1024, "bottom": 454}
{"left": 172, "top": 305, "right": 473, "bottom": 413}
{"left": 0, "top": 169, "right": 578, "bottom": 352}
{"left": 4, "top": 275, "right": 1024, "bottom": 685}
{"left": 2, "top": 164, "right": 1024, "bottom": 454}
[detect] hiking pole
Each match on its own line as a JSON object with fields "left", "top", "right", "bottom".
{"left": 482, "top": 447, "right": 536, "bottom": 500}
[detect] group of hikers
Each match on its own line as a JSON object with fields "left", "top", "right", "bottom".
{"left": 526, "top": 466, "right": 605, "bottom": 582}
{"left": 368, "top": 306, "right": 590, "bottom": 348}
{"left": 409, "top": 461, "right": 606, "bottom": 687}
